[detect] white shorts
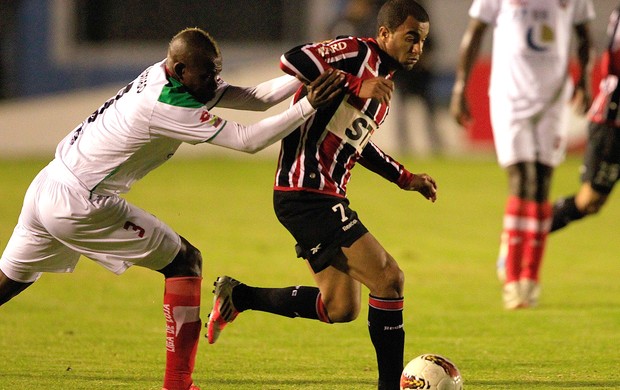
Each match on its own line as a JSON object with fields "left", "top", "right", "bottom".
{"left": 0, "top": 164, "right": 181, "bottom": 283}
{"left": 489, "top": 89, "right": 570, "bottom": 168}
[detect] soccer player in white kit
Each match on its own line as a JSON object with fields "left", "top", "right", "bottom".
{"left": 0, "top": 28, "right": 344, "bottom": 390}
{"left": 450, "top": 0, "right": 595, "bottom": 309}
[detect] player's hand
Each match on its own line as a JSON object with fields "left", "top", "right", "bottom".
{"left": 571, "top": 85, "right": 591, "bottom": 116}
{"left": 449, "top": 83, "right": 472, "bottom": 128}
{"left": 358, "top": 77, "right": 394, "bottom": 105}
{"left": 305, "top": 69, "right": 345, "bottom": 108}
{"left": 404, "top": 173, "right": 437, "bottom": 202}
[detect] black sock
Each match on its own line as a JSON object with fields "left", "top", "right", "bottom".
{"left": 232, "top": 284, "right": 331, "bottom": 322}
{"left": 368, "top": 295, "right": 405, "bottom": 390}
{"left": 551, "top": 196, "right": 585, "bottom": 232}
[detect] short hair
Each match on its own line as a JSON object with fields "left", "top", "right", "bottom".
{"left": 377, "top": 0, "right": 429, "bottom": 32}
{"left": 168, "top": 27, "right": 221, "bottom": 64}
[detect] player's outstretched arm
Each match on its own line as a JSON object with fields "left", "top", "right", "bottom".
{"left": 208, "top": 69, "right": 344, "bottom": 153}
{"left": 216, "top": 75, "right": 302, "bottom": 111}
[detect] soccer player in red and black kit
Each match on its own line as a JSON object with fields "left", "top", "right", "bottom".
{"left": 206, "top": 1, "right": 437, "bottom": 389}
{"left": 552, "top": 4, "right": 620, "bottom": 232}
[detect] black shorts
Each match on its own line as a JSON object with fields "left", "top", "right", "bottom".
{"left": 581, "top": 122, "right": 620, "bottom": 194}
{"left": 273, "top": 190, "right": 368, "bottom": 273}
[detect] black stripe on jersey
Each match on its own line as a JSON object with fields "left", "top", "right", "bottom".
{"left": 283, "top": 44, "right": 323, "bottom": 81}
{"left": 335, "top": 42, "right": 369, "bottom": 76}
{"left": 330, "top": 143, "right": 358, "bottom": 191}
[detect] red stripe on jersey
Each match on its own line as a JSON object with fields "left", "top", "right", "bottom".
{"left": 275, "top": 36, "right": 404, "bottom": 197}
{"left": 318, "top": 132, "right": 345, "bottom": 194}
{"left": 289, "top": 121, "right": 312, "bottom": 188}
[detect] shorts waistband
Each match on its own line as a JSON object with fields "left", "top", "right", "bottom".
{"left": 46, "top": 159, "right": 94, "bottom": 198}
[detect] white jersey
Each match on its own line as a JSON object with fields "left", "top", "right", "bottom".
{"left": 52, "top": 59, "right": 309, "bottom": 196}
{"left": 0, "top": 59, "right": 311, "bottom": 282}
{"left": 470, "top": 0, "right": 595, "bottom": 117}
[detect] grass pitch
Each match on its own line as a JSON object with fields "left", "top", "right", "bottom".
{"left": 0, "top": 155, "right": 618, "bottom": 389}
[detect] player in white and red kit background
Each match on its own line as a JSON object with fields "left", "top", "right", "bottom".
{"left": 0, "top": 28, "right": 344, "bottom": 390}
{"left": 206, "top": 2, "right": 438, "bottom": 389}
{"left": 450, "top": 0, "right": 595, "bottom": 309}
{"left": 552, "top": 3, "right": 620, "bottom": 231}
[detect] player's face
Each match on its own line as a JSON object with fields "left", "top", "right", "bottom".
{"left": 181, "top": 55, "right": 222, "bottom": 103}
{"left": 380, "top": 15, "right": 429, "bottom": 71}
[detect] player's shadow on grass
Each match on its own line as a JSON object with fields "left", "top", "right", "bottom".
{"left": 467, "top": 379, "right": 620, "bottom": 388}
{"left": 212, "top": 377, "right": 375, "bottom": 387}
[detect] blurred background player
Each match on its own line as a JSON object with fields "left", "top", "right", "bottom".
{"left": 552, "top": 4, "right": 620, "bottom": 232}
{"left": 206, "top": 1, "right": 437, "bottom": 389}
{"left": 392, "top": 23, "right": 442, "bottom": 156}
{"left": 0, "top": 27, "right": 344, "bottom": 390}
{"left": 450, "top": 0, "right": 595, "bottom": 309}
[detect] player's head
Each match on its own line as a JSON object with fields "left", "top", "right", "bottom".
{"left": 376, "top": 0, "right": 430, "bottom": 71}
{"left": 166, "top": 27, "right": 222, "bottom": 103}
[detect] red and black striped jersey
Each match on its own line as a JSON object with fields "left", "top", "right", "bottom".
{"left": 275, "top": 36, "right": 413, "bottom": 198}
{"left": 589, "top": 6, "right": 620, "bottom": 127}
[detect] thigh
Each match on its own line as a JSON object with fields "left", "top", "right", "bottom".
{"left": 490, "top": 109, "right": 537, "bottom": 168}
{"left": 581, "top": 122, "right": 620, "bottom": 194}
{"left": 533, "top": 100, "right": 568, "bottom": 167}
{"left": 339, "top": 233, "right": 402, "bottom": 298}
{"left": 0, "top": 170, "right": 80, "bottom": 283}
{"left": 310, "top": 261, "right": 361, "bottom": 312}
{"left": 491, "top": 98, "right": 567, "bottom": 168}
{"left": 0, "top": 222, "right": 79, "bottom": 283}
{"left": 38, "top": 181, "right": 181, "bottom": 275}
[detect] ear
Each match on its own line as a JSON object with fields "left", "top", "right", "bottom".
{"left": 378, "top": 26, "right": 391, "bottom": 41}
{"left": 173, "top": 62, "right": 186, "bottom": 80}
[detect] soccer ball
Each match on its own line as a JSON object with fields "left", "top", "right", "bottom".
{"left": 400, "top": 354, "right": 463, "bottom": 390}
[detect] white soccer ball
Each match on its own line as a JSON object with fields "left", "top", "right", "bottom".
{"left": 400, "top": 354, "right": 463, "bottom": 390}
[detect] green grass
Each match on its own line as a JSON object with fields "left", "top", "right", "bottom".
{"left": 0, "top": 155, "right": 619, "bottom": 389}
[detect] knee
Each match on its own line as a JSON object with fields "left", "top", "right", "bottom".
{"left": 583, "top": 199, "right": 606, "bottom": 216}
{"left": 375, "top": 260, "right": 405, "bottom": 298}
{"left": 160, "top": 238, "right": 202, "bottom": 278}
{"left": 387, "top": 264, "right": 405, "bottom": 297}
{"left": 325, "top": 300, "right": 361, "bottom": 323}
{"left": 184, "top": 243, "right": 203, "bottom": 276}
{"left": 578, "top": 190, "right": 608, "bottom": 216}
{"left": 322, "top": 292, "right": 361, "bottom": 323}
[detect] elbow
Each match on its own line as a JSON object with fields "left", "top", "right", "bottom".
{"left": 245, "top": 146, "right": 262, "bottom": 154}
{"left": 239, "top": 141, "right": 264, "bottom": 154}
{"left": 252, "top": 103, "right": 272, "bottom": 112}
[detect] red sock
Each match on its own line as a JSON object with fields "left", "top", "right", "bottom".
{"left": 163, "top": 277, "right": 202, "bottom": 390}
{"left": 501, "top": 196, "right": 525, "bottom": 283}
{"left": 521, "top": 201, "right": 551, "bottom": 281}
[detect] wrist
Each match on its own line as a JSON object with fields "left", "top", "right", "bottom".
{"left": 397, "top": 170, "right": 415, "bottom": 189}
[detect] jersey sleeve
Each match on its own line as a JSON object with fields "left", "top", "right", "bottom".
{"left": 468, "top": 0, "right": 499, "bottom": 24}
{"left": 150, "top": 101, "right": 227, "bottom": 144}
{"left": 207, "top": 97, "right": 316, "bottom": 153}
{"left": 214, "top": 75, "right": 301, "bottom": 111}
{"left": 358, "top": 140, "right": 414, "bottom": 189}
{"left": 280, "top": 38, "right": 365, "bottom": 96}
